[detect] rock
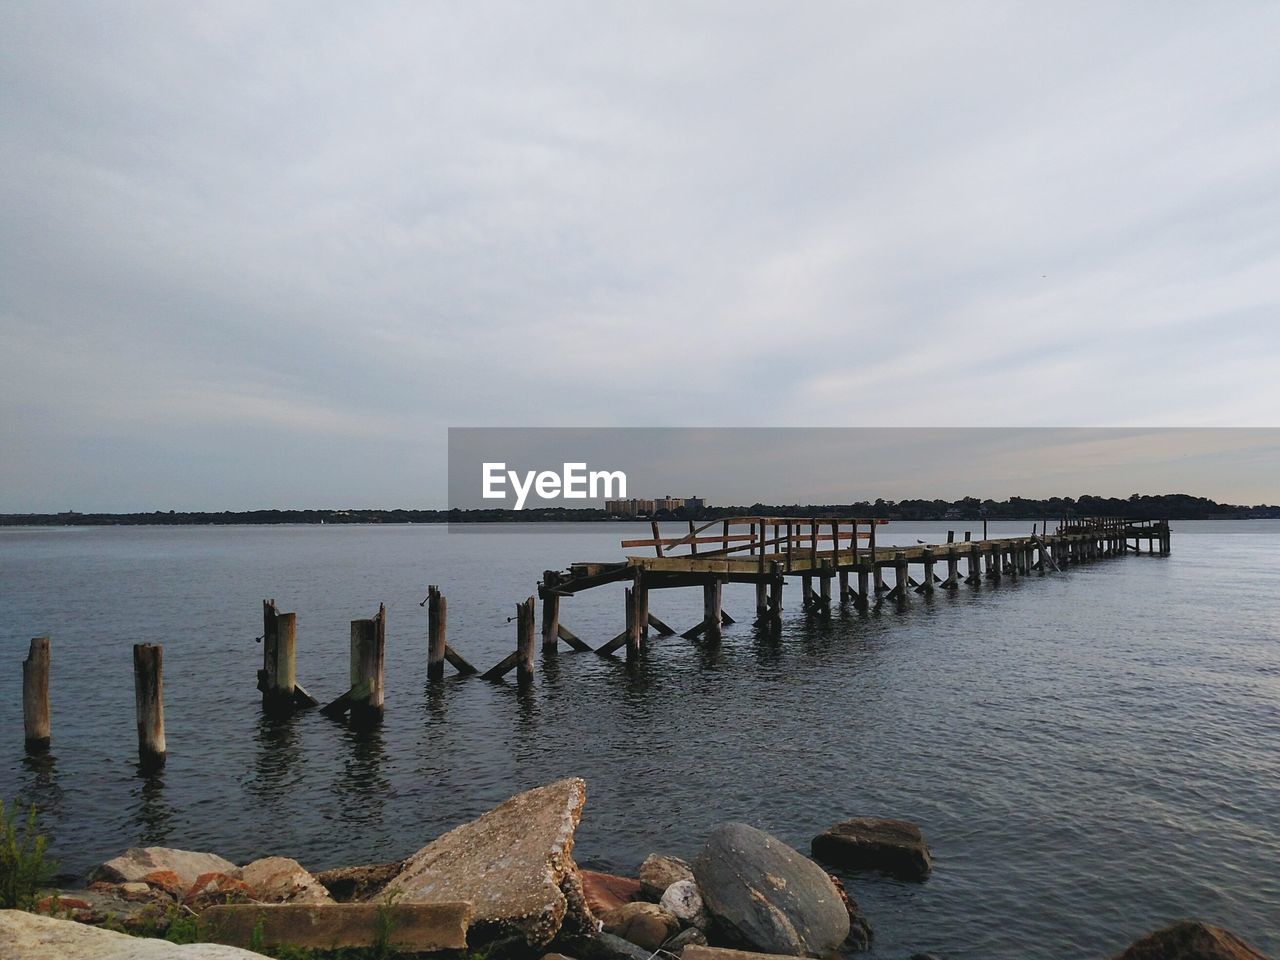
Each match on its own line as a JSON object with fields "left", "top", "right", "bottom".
{"left": 33, "top": 887, "right": 165, "bottom": 932}
{"left": 1110, "top": 920, "right": 1269, "bottom": 959}
{"left": 314, "top": 859, "right": 404, "bottom": 902}
{"left": 0, "top": 909, "right": 267, "bottom": 958}
{"left": 692, "top": 823, "right": 849, "bottom": 957}
{"left": 639, "top": 853, "right": 694, "bottom": 901}
{"left": 384, "top": 777, "right": 589, "bottom": 946}
{"left": 667, "top": 926, "right": 710, "bottom": 953}
{"left": 184, "top": 871, "right": 252, "bottom": 909}
{"left": 235, "top": 856, "right": 333, "bottom": 904}
{"left": 91, "top": 847, "right": 237, "bottom": 891}
{"left": 581, "top": 870, "right": 642, "bottom": 916}
{"left": 810, "top": 819, "right": 931, "bottom": 882}
{"left": 661, "top": 879, "right": 710, "bottom": 930}
{"left": 825, "top": 873, "right": 872, "bottom": 951}
{"left": 138, "top": 870, "right": 184, "bottom": 898}
{"left": 600, "top": 901, "right": 681, "bottom": 951}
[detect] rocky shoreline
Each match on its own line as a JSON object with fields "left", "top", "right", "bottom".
{"left": 1, "top": 777, "right": 1270, "bottom": 959}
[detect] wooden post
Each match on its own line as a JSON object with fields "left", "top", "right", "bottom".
{"left": 838, "top": 569, "right": 850, "bottom": 602}
{"left": 703, "top": 578, "right": 723, "bottom": 634}
{"left": 856, "top": 568, "right": 870, "bottom": 611}
{"left": 802, "top": 573, "right": 814, "bottom": 610}
{"left": 634, "top": 569, "right": 649, "bottom": 640}
{"left": 517, "top": 597, "right": 536, "bottom": 681}
{"left": 755, "top": 579, "right": 768, "bottom": 623}
{"left": 920, "top": 549, "right": 935, "bottom": 594}
{"left": 968, "top": 543, "right": 981, "bottom": 584}
{"left": 894, "top": 551, "right": 909, "bottom": 604}
{"left": 819, "top": 559, "right": 832, "bottom": 610}
{"left": 133, "top": 643, "right": 165, "bottom": 769}
{"left": 768, "top": 562, "right": 784, "bottom": 626}
{"left": 23, "top": 636, "right": 51, "bottom": 753}
{"left": 260, "top": 600, "right": 296, "bottom": 712}
{"left": 427, "top": 585, "right": 447, "bottom": 680}
{"left": 350, "top": 607, "right": 385, "bottom": 726}
{"left": 540, "top": 572, "right": 560, "bottom": 651}
{"left": 945, "top": 548, "right": 959, "bottom": 590}
{"left": 624, "top": 588, "right": 641, "bottom": 662}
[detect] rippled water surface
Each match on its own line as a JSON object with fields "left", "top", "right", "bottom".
{"left": 2, "top": 521, "right": 1277, "bottom": 959}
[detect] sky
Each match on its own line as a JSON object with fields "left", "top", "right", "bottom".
{"left": 2, "top": 3, "right": 1278, "bottom": 511}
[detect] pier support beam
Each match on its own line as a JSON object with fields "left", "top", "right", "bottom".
{"left": 133, "top": 643, "right": 165, "bottom": 770}
{"left": 944, "top": 549, "right": 960, "bottom": 590}
{"left": 540, "top": 572, "right": 561, "bottom": 652}
{"left": 322, "top": 606, "right": 386, "bottom": 724}
{"left": 625, "top": 587, "right": 641, "bottom": 662}
{"left": 856, "top": 568, "right": 870, "bottom": 611}
{"left": 839, "top": 569, "right": 850, "bottom": 603}
{"left": 428, "top": 585, "right": 447, "bottom": 680}
{"left": 894, "top": 551, "right": 910, "bottom": 605}
{"left": 919, "top": 549, "right": 936, "bottom": 594}
{"left": 23, "top": 636, "right": 51, "bottom": 754}
{"left": 703, "top": 579, "right": 723, "bottom": 636}
{"left": 260, "top": 600, "right": 304, "bottom": 714}
{"left": 768, "top": 562, "right": 784, "bottom": 627}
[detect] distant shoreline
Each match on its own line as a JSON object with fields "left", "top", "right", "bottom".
{"left": 2, "top": 494, "right": 1277, "bottom": 526}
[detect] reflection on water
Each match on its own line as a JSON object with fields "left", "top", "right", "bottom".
{"left": 1, "top": 521, "right": 1278, "bottom": 960}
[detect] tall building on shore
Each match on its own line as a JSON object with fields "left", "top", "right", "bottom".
{"left": 605, "top": 495, "right": 706, "bottom": 517}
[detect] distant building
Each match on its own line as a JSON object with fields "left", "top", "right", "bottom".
{"left": 606, "top": 495, "right": 706, "bottom": 517}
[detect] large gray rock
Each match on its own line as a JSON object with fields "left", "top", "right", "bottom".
{"left": 91, "top": 847, "right": 237, "bottom": 890}
{"left": 384, "top": 777, "right": 589, "bottom": 946}
{"left": 0, "top": 909, "right": 266, "bottom": 959}
{"left": 600, "top": 901, "right": 681, "bottom": 950}
{"left": 692, "top": 823, "right": 849, "bottom": 958}
{"left": 811, "top": 818, "right": 932, "bottom": 881}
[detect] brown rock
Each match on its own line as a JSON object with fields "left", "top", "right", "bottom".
{"left": 811, "top": 818, "right": 932, "bottom": 882}
{"left": 33, "top": 896, "right": 92, "bottom": 915}
{"left": 600, "top": 901, "right": 681, "bottom": 951}
{"left": 1111, "top": 920, "right": 1269, "bottom": 960}
{"left": 639, "top": 854, "right": 693, "bottom": 901}
{"left": 236, "top": 857, "right": 332, "bottom": 904}
{"left": 314, "top": 860, "right": 405, "bottom": 902}
{"left": 581, "top": 870, "right": 642, "bottom": 916}
{"left": 185, "top": 871, "right": 252, "bottom": 908}
{"left": 384, "top": 777, "right": 588, "bottom": 946}
{"left": 140, "top": 869, "right": 185, "bottom": 898}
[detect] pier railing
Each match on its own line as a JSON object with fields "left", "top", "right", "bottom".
{"left": 620, "top": 516, "right": 892, "bottom": 564}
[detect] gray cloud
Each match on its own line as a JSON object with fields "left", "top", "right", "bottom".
{"left": 2, "top": 2, "right": 1278, "bottom": 510}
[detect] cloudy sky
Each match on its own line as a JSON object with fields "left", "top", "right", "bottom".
{"left": 2, "top": 3, "right": 1277, "bottom": 511}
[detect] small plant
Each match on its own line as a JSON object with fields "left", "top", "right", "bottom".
{"left": 0, "top": 799, "right": 53, "bottom": 909}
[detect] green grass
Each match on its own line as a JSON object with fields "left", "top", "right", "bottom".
{"left": 0, "top": 799, "right": 53, "bottom": 909}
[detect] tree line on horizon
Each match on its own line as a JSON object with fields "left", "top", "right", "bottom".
{"left": 2, "top": 492, "right": 1276, "bottom": 525}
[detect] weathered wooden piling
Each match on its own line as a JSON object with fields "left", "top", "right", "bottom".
{"left": 856, "top": 568, "right": 870, "bottom": 611}
{"left": 22, "top": 636, "right": 51, "bottom": 753}
{"left": 894, "top": 551, "right": 909, "bottom": 604}
{"left": 259, "top": 601, "right": 296, "bottom": 710}
{"left": 517, "top": 597, "right": 536, "bottom": 681}
{"left": 624, "top": 588, "right": 641, "bottom": 662}
{"left": 920, "top": 549, "right": 936, "bottom": 594}
{"left": 427, "top": 585, "right": 447, "bottom": 680}
{"left": 703, "top": 579, "right": 723, "bottom": 635}
{"left": 945, "top": 548, "right": 960, "bottom": 589}
{"left": 768, "top": 562, "right": 784, "bottom": 626}
{"left": 133, "top": 643, "right": 165, "bottom": 769}
{"left": 322, "top": 606, "right": 386, "bottom": 723}
{"left": 540, "top": 572, "right": 560, "bottom": 651}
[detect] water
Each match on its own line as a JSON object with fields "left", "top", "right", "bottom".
{"left": 1, "top": 521, "right": 1277, "bottom": 959}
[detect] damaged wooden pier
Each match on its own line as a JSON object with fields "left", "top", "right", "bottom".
{"left": 536, "top": 517, "right": 1172, "bottom": 662}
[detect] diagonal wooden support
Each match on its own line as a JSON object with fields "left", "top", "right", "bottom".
{"left": 556, "top": 623, "right": 593, "bottom": 652}
{"left": 647, "top": 612, "right": 676, "bottom": 636}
